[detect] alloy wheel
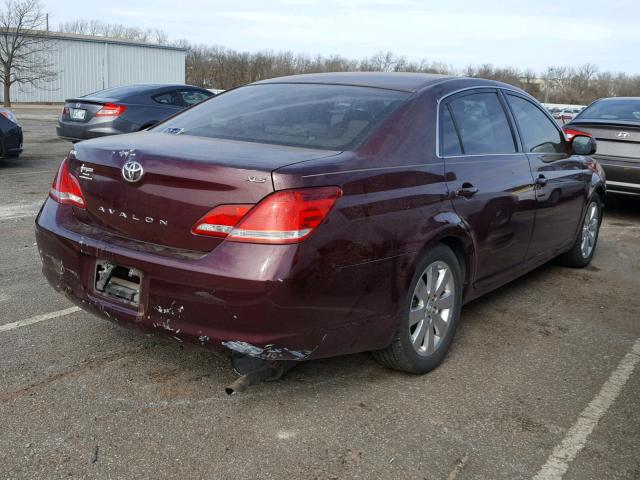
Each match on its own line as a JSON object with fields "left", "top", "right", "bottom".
{"left": 580, "top": 202, "right": 599, "bottom": 258}
{"left": 409, "top": 260, "right": 456, "bottom": 356}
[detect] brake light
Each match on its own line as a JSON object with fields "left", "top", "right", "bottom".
{"left": 62, "top": 105, "right": 69, "bottom": 116}
{"left": 191, "top": 187, "right": 342, "bottom": 244}
{"left": 562, "top": 127, "right": 592, "bottom": 141}
{"left": 49, "top": 158, "right": 85, "bottom": 208}
{"left": 191, "top": 204, "right": 253, "bottom": 237}
{"left": 95, "top": 103, "right": 127, "bottom": 117}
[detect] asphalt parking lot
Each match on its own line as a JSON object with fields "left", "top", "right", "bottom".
{"left": 1, "top": 106, "right": 639, "bottom": 480}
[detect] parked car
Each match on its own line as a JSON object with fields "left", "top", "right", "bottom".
{"left": 36, "top": 73, "right": 605, "bottom": 379}
{"left": 56, "top": 84, "right": 214, "bottom": 142}
{"left": 0, "top": 108, "right": 23, "bottom": 158}
{"left": 547, "top": 106, "right": 562, "bottom": 116}
{"left": 554, "top": 107, "right": 583, "bottom": 124}
{"left": 565, "top": 97, "right": 640, "bottom": 196}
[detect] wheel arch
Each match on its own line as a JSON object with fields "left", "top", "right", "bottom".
{"left": 593, "top": 184, "right": 606, "bottom": 205}
{"left": 420, "top": 219, "right": 477, "bottom": 302}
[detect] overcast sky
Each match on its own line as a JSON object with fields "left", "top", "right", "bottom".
{"left": 45, "top": 0, "right": 640, "bottom": 74}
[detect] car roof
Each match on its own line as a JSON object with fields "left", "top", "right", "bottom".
{"left": 593, "top": 97, "right": 640, "bottom": 102}
{"left": 253, "top": 72, "right": 458, "bottom": 93}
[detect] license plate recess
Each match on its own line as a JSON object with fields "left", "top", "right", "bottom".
{"left": 95, "top": 260, "right": 142, "bottom": 306}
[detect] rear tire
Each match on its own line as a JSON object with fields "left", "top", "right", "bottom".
{"left": 372, "top": 245, "right": 463, "bottom": 374}
{"left": 557, "top": 196, "right": 602, "bottom": 268}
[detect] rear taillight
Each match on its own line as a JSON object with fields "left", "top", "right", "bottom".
{"left": 95, "top": 103, "right": 127, "bottom": 117}
{"left": 191, "top": 204, "right": 253, "bottom": 237}
{"left": 562, "top": 126, "right": 592, "bottom": 141}
{"left": 62, "top": 105, "right": 69, "bottom": 116}
{"left": 192, "top": 186, "right": 342, "bottom": 244}
{"left": 49, "top": 158, "right": 85, "bottom": 208}
{"left": 0, "top": 110, "right": 18, "bottom": 123}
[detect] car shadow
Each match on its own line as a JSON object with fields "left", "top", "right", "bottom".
{"left": 604, "top": 193, "right": 640, "bottom": 222}
{"left": 0, "top": 157, "right": 23, "bottom": 170}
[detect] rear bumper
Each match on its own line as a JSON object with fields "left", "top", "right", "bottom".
{"left": 35, "top": 199, "right": 402, "bottom": 361}
{"left": 0, "top": 125, "right": 23, "bottom": 157}
{"left": 56, "top": 119, "right": 126, "bottom": 142}
{"left": 594, "top": 155, "right": 640, "bottom": 196}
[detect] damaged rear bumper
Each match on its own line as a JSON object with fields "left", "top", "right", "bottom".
{"left": 34, "top": 199, "right": 401, "bottom": 361}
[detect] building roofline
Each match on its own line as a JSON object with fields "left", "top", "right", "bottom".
{"left": 1, "top": 29, "right": 187, "bottom": 51}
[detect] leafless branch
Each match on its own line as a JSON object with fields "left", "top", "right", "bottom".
{"left": 0, "top": 0, "right": 57, "bottom": 106}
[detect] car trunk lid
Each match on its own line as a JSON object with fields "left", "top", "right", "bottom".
{"left": 61, "top": 97, "right": 119, "bottom": 123}
{"left": 69, "top": 131, "right": 339, "bottom": 251}
{"left": 569, "top": 121, "right": 640, "bottom": 161}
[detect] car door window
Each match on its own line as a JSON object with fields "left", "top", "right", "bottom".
{"left": 179, "top": 89, "right": 212, "bottom": 107}
{"left": 440, "top": 106, "right": 463, "bottom": 156}
{"left": 152, "top": 91, "right": 181, "bottom": 106}
{"left": 448, "top": 92, "right": 516, "bottom": 155}
{"left": 506, "top": 94, "right": 566, "bottom": 154}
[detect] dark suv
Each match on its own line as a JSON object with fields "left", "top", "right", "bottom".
{"left": 56, "top": 84, "right": 214, "bottom": 142}
{"left": 37, "top": 73, "right": 605, "bottom": 377}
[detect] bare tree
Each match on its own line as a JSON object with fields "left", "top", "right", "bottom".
{"left": 58, "top": 19, "right": 169, "bottom": 45}
{"left": 0, "top": 0, "right": 56, "bottom": 106}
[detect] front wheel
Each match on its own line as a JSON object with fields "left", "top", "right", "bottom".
{"left": 372, "top": 245, "right": 463, "bottom": 374}
{"left": 557, "top": 196, "right": 602, "bottom": 268}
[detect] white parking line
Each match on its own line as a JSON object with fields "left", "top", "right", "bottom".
{"left": 533, "top": 338, "right": 640, "bottom": 480}
{"left": 0, "top": 201, "right": 42, "bottom": 220}
{"left": 0, "top": 307, "right": 80, "bottom": 333}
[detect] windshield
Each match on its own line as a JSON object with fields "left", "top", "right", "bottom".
{"left": 153, "top": 83, "right": 410, "bottom": 150}
{"left": 578, "top": 99, "right": 640, "bottom": 121}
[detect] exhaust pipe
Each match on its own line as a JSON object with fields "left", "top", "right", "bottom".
{"left": 225, "top": 359, "right": 294, "bottom": 395}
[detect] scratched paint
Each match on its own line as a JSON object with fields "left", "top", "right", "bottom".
{"left": 153, "top": 302, "right": 185, "bottom": 318}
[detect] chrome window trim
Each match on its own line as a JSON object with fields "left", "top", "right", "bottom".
{"left": 435, "top": 85, "right": 549, "bottom": 159}
{"left": 607, "top": 180, "right": 640, "bottom": 187}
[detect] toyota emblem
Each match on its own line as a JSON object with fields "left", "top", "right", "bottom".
{"left": 122, "top": 160, "right": 144, "bottom": 183}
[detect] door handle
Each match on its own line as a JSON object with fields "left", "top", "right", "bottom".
{"left": 535, "top": 175, "right": 548, "bottom": 187}
{"left": 455, "top": 183, "right": 478, "bottom": 198}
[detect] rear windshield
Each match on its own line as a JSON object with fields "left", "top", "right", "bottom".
{"left": 83, "top": 85, "right": 153, "bottom": 100}
{"left": 153, "top": 83, "right": 410, "bottom": 150}
{"left": 578, "top": 99, "right": 640, "bottom": 121}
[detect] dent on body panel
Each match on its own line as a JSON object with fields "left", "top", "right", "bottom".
{"left": 301, "top": 166, "right": 448, "bottom": 269}
{"left": 221, "top": 340, "right": 321, "bottom": 361}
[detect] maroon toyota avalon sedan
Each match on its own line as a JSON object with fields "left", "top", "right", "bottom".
{"left": 35, "top": 73, "right": 605, "bottom": 375}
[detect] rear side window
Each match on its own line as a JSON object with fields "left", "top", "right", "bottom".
{"left": 155, "top": 84, "right": 409, "bottom": 150}
{"left": 507, "top": 94, "right": 566, "bottom": 154}
{"left": 448, "top": 92, "right": 516, "bottom": 155}
{"left": 179, "top": 89, "right": 213, "bottom": 106}
{"left": 440, "top": 106, "right": 462, "bottom": 156}
{"left": 152, "top": 91, "right": 181, "bottom": 106}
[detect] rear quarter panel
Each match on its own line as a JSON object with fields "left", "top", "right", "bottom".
{"left": 271, "top": 90, "right": 474, "bottom": 344}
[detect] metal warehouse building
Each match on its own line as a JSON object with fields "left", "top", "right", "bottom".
{"left": 6, "top": 32, "right": 186, "bottom": 103}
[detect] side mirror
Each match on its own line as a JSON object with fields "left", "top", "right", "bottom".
{"left": 572, "top": 135, "right": 597, "bottom": 156}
